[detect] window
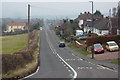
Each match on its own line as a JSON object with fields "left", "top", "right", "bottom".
{"left": 99, "top": 30, "right": 101, "bottom": 34}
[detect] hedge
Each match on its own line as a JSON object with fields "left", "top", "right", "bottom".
{"left": 86, "top": 35, "right": 120, "bottom": 46}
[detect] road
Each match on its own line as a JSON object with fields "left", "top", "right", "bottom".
{"left": 23, "top": 26, "right": 118, "bottom": 80}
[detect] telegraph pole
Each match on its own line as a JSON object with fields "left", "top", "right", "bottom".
{"left": 27, "top": 4, "right": 30, "bottom": 49}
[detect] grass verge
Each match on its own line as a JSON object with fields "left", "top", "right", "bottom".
{"left": 67, "top": 44, "right": 91, "bottom": 55}
{"left": 111, "top": 62, "right": 120, "bottom": 64}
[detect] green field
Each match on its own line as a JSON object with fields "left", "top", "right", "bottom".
{"left": 1, "top": 34, "right": 28, "bottom": 54}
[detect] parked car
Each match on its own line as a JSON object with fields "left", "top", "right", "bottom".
{"left": 59, "top": 42, "right": 65, "bottom": 47}
{"left": 93, "top": 43, "right": 104, "bottom": 54}
{"left": 106, "top": 41, "right": 119, "bottom": 51}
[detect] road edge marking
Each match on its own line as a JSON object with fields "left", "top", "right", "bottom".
{"left": 57, "top": 54, "right": 77, "bottom": 79}
{"left": 19, "top": 66, "right": 40, "bottom": 80}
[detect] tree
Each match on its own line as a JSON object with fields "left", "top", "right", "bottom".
{"left": 94, "top": 10, "right": 102, "bottom": 16}
{"left": 112, "top": 7, "right": 117, "bottom": 17}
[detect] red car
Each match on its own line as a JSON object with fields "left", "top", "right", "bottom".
{"left": 93, "top": 43, "right": 104, "bottom": 54}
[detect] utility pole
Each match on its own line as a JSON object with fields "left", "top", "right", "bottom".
{"left": 27, "top": 4, "right": 30, "bottom": 49}
{"left": 89, "top": 1, "right": 94, "bottom": 59}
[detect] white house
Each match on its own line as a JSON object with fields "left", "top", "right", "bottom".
{"left": 78, "top": 20, "right": 83, "bottom": 28}
{"left": 92, "top": 18, "right": 109, "bottom": 35}
{"left": 6, "top": 22, "right": 26, "bottom": 32}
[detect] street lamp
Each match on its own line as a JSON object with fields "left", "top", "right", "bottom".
{"left": 89, "top": 1, "right": 93, "bottom": 33}
{"left": 89, "top": 1, "right": 94, "bottom": 59}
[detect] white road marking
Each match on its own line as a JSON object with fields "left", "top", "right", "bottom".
{"left": 73, "top": 59, "right": 75, "bottom": 61}
{"left": 57, "top": 54, "right": 77, "bottom": 79}
{"left": 66, "top": 67, "right": 69, "bottom": 69}
{"left": 20, "top": 66, "right": 40, "bottom": 80}
{"left": 97, "top": 65, "right": 118, "bottom": 72}
{"left": 68, "top": 70, "right": 71, "bottom": 72}
{"left": 64, "top": 64, "right": 66, "bottom": 66}
{"left": 78, "top": 67, "right": 93, "bottom": 70}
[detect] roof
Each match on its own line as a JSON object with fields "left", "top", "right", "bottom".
{"left": 84, "top": 19, "right": 101, "bottom": 27}
{"left": 94, "top": 43, "right": 101, "bottom": 45}
{"left": 7, "top": 22, "right": 26, "bottom": 26}
{"left": 110, "top": 18, "right": 118, "bottom": 28}
{"left": 76, "top": 13, "right": 103, "bottom": 21}
{"left": 107, "top": 41, "right": 116, "bottom": 44}
{"left": 93, "top": 18, "right": 109, "bottom": 30}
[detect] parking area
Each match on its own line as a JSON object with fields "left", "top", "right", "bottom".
{"left": 87, "top": 50, "right": 120, "bottom": 60}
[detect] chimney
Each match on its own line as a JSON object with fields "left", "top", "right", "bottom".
{"left": 106, "top": 16, "right": 109, "bottom": 20}
{"left": 84, "top": 12, "right": 87, "bottom": 14}
{"left": 100, "top": 15, "right": 104, "bottom": 19}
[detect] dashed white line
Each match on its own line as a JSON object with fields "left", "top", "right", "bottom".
{"left": 57, "top": 54, "right": 77, "bottom": 79}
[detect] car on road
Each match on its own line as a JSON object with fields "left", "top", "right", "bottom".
{"left": 59, "top": 42, "right": 65, "bottom": 47}
{"left": 93, "top": 43, "right": 104, "bottom": 54}
{"left": 106, "top": 41, "right": 119, "bottom": 51}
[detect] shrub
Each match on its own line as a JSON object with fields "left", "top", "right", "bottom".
{"left": 2, "top": 53, "right": 33, "bottom": 74}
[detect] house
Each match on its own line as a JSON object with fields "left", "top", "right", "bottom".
{"left": 90, "top": 18, "right": 118, "bottom": 35}
{"left": 6, "top": 22, "right": 26, "bottom": 32}
{"left": 76, "top": 12, "right": 118, "bottom": 35}
{"left": 76, "top": 12, "right": 104, "bottom": 33}
{"left": 108, "top": 18, "right": 118, "bottom": 35}
{"left": 93, "top": 18, "right": 109, "bottom": 35}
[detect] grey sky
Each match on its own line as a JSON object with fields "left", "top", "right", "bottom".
{"left": 1, "top": 2, "right": 118, "bottom": 19}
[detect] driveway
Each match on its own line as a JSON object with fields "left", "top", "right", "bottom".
{"left": 87, "top": 50, "right": 120, "bottom": 60}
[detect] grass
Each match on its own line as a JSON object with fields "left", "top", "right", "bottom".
{"left": 67, "top": 44, "right": 91, "bottom": 55}
{"left": 81, "top": 51, "right": 91, "bottom": 55}
{"left": 2, "top": 34, "right": 28, "bottom": 54}
{"left": 67, "top": 44, "right": 78, "bottom": 49}
{"left": 111, "top": 62, "right": 120, "bottom": 64}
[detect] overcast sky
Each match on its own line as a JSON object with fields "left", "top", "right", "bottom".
{"left": 1, "top": 0, "right": 119, "bottom": 19}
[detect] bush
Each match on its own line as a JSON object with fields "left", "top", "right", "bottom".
{"left": 2, "top": 53, "right": 33, "bottom": 74}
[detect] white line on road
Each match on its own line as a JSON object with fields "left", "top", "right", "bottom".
{"left": 57, "top": 54, "right": 77, "bottom": 79}
{"left": 97, "top": 65, "right": 118, "bottom": 72}
{"left": 45, "top": 30, "right": 77, "bottom": 79}
{"left": 20, "top": 66, "right": 40, "bottom": 80}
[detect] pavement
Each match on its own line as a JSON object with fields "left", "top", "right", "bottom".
{"left": 23, "top": 26, "right": 119, "bottom": 79}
